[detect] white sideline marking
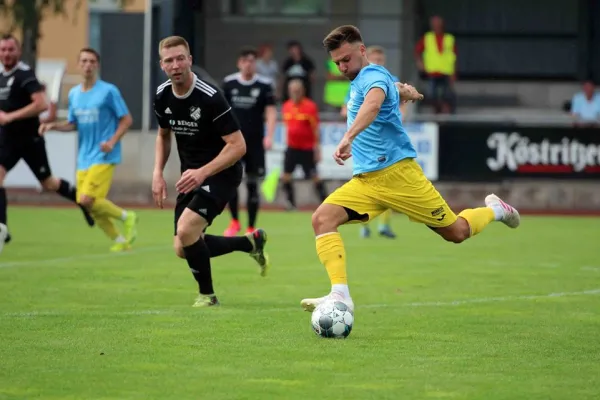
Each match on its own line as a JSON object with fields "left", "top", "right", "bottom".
{"left": 0, "top": 245, "right": 169, "bottom": 268}
{"left": 2, "top": 288, "right": 600, "bottom": 318}
{"left": 581, "top": 266, "right": 600, "bottom": 272}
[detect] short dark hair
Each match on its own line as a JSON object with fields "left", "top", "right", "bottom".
{"left": 323, "top": 25, "right": 363, "bottom": 52}
{"left": 239, "top": 46, "right": 258, "bottom": 58}
{"left": 287, "top": 40, "right": 301, "bottom": 49}
{"left": 0, "top": 34, "right": 20, "bottom": 47}
{"left": 79, "top": 47, "right": 101, "bottom": 62}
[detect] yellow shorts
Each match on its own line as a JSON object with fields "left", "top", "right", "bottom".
{"left": 324, "top": 158, "right": 457, "bottom": 228}
{"left": 76, "top": 164, "right": 115, "bottom": 201}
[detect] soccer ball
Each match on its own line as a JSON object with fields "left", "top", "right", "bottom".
{"left": 311, "top": 299, "right": 354, "bottom": 338}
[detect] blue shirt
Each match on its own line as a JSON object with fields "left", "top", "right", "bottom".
{"left": 571, "top": 92, "right": 600, "bottom": 122}
{"left": 346, "top": 64, "right": 416, "bottom": 175}
{"left": 344, "top": 71, "right": 399, "bottom": 103}
{"left": 68, "top": 80, "right": 129, "bottom": 170}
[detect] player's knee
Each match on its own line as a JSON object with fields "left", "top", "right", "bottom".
{"left": 79, "top": 195, "right": 95, "bottom": 208}
{"left": 176, "top": 221, "right": 203, "bottom": 246}
{"left": 247, "top": 182, "right": 259, "bottom": 204}
{"left": 0, "top": 167, "right": 6, "bottom": 186}
{"left": 312, "top": 206, "right": 338, "bottom": 233}
{"left": 173, "top": 242, "right": 186, "bottom": 259}
{"left": 442, "top": 226, "right": 469, "bottom": 244}
{"left": 41, "top": 177, "right": 59, "bottom": 192}
{"left": 281, "top": 173, "right": 292, "bottom": 183}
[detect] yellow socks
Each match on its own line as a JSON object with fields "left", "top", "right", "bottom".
{"left": 316, "top": 232, "right": 347, "bottom": 284}
{"left": 95, "top": 216, "right": 120, "bottom": 240}
{"left": 380, "top": 209, "right": 392, "bottom": 225}
{"left": 458, "top": 207, "right": 495, "bottom": 237}
{"left": 92, "top": 198, "right": 126, "bottom": 221}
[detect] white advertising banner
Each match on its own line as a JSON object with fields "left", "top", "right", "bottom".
{"left": 266, "top": 121, "right": 439, "bottom": 181}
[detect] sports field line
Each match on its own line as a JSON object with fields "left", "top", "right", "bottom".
{"left": 0, "top": 245, "right": 170, "bottom": 268}
{"left": 2, "top": 288, "right": 599, "bottom": 318}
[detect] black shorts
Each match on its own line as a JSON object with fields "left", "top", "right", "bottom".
{"left": 0, "top": 136, "right": 52, "bottom": 181}
{"left": 242, "top": 140, "right": 265, "bottom": 179}
{"left": 284, "top": 148, "right": 317, "bottom": 178}
{"left": 428, "top": 76, "right": 454, "bottom": 103}
{"left": 173, "top": 173, "right": 241, "bottom": 235}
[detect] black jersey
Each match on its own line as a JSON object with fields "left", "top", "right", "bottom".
{"left": 221, "top": 73, "right": 275, "bottom": 142}
{"left": 153, "top": 74, "right": 242, "bottom": 177}
{"left": 0, "top": 62, "right": 43, "bottom": 142}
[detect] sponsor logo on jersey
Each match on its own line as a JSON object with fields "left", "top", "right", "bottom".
{"left": 190, "top": 106, "right": 201, "bottom": 121}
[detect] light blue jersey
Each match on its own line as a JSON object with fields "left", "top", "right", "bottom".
{"left": 68, "top": 80, "right": 129, "bottom": 170}
{"left": 344, "top": 71, "right": 398, "bottom": 103}
{"left": 346, "top": 64, "right": 416, "bottom": 175}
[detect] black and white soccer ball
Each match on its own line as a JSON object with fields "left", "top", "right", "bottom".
{"left": 311, "top": 299, "right": 354, "bottom": 338}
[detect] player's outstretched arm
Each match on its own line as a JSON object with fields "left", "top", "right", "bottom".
{"left": 264, "top": 105, "right": 277, "bottom": 150}
{"left": 101, "top": 114, "right": 133, "bottom": 153}
{"left": 200, "top": 131, "right": 246, "bottom": 178}
{"left": 38, "top": 120, "right": 76, "bottom": 135}
{"left": 152, "top": 127, "right": 171, "bottom": 208}
{"left": 395, "top": 82, "right": 424, "bottom": 103}
{"left": 344, "top": 87, "right": 385, "bottom": 142}
{"left": 175, "top": 131, "right": 246, "bottom": 194}
{"left": 5, "top": 91, "right": 47, "bottom": 124}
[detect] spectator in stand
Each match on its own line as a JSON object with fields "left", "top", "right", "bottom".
{"left": 414, "top": 15, "right": 456, "bottom": 114}
{"left": 280, "top": 40, "right": 315, "bottom": 102}
{"left": 571, "top": 80, "right": 600, "bottom": 128}
{"left": 256, "top": 43, "right": 278, "bottom": 94}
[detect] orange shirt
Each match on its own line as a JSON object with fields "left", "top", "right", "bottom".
{"left": 282, "top": 98, "right": 319, "bottom": 150}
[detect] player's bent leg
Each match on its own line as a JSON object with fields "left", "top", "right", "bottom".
{"left": 224, "top": 189, "right": 241, "bottom": 236}
{"left": 176, "top": 208, "right": 219, "bottom": 308}
{"left": 303, "top": 203, "right": 362, "bottom": 313}
{"left": 246, "top": 178, "right": 260, "bottom": 233}
{"left": 281, "top": 173, "right": 296, "bottom": 210}
{"left": 303, "top": 180, "right": 384, "bottom": 312}
{"left": 204, "top": 229, "right": 270, "bottom": 277}
{"left": 45, "top": 175, "right": 94, "bottom": 227}
{"left": 173, "top": 235, "right": 185, "bottom": 259}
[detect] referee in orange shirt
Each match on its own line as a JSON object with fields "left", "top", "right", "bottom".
{"left": 281, "top": 79, "right": 327, "bottom": 210}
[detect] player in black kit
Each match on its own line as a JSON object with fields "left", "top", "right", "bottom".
{"left": 221, "top": 47, "right": 277, "bottom": 237}
{"left": 152, "top": 36, "right": 271, "bottom": 308}
{"left": 0, "top": 34, "right": 94, "bottom": 254}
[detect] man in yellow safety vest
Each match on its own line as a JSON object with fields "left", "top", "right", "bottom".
{"left": 415, "top": 15, "right": 456, "bottom": 114}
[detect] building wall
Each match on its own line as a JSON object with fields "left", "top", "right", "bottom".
{"left": 0, "top": 0, "right": 148, "bottom": 76}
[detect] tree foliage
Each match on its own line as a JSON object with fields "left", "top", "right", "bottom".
{"left": 0, "top": 0, "right": 133, "bottom": 68}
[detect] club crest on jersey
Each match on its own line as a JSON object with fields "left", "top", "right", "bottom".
{"left": 231, "top": 88, "right": 239, "bottom": 95}
{"left": 189, "top": 106, "right": 201, "bottom": 121}
{"left": 251, "top": 88, "right": 260, "bottom": 97}
{"left": 6, "top": 77, "right": 14, "bottom": 87}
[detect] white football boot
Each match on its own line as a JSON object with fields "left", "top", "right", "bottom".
{"left": 0, "top": 223, "right": 7, "bottom": 255}
{"left": 485, "top": 194, "right": 521, "bottom": 228}
{"left": 301, "top": 291, "right": 355, "bottom": 313}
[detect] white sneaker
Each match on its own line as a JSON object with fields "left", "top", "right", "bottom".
{"left": 0, "top": 223, "right": 7, "bottom": 255}
{"left": 301, "top": 291, "right": 355, "bottom": 313}
{"left": 485, "top": 194, "right": 521, "bottom": 229}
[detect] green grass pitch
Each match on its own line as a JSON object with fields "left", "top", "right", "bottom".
{"left": 0, "top": 207, "right": 599, "bottom": 399}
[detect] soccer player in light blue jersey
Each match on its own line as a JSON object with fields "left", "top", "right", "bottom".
{"left": 301, "top": 25, "right": 521, "bottom": 313}
{"left": 340, "top": 45, "right": 407, "bottom": 240}
{"left": 40, "top": 48, "right": 138, "bottom": 252}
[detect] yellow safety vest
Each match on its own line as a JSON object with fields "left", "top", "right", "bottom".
{"left": 324, "top": 59, "right": 350, "bottom": 107}
{"left": 423, "top": 32, "right": 456, "bottom": 75}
